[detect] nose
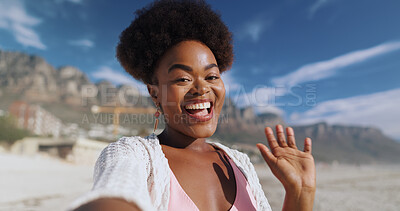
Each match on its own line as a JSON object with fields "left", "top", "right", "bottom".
{"left": 190, "top": 78, "right": 210, "bottom": 96}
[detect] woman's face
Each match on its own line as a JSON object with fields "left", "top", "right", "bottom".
{"left": 150, "top": 40, "right": 225, "bottom": 138}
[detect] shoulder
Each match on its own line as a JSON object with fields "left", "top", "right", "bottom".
{"left": 99, "top": 135, "right": 158, "bottom": 160}
{"left": 94, "top": 135, "right": 160, "bottom": 178}
{"left": 107, "top": 135, "right": 153, "bottom": 150}
{"left": 68, "top": 135, "right": 161, "bottom": 211}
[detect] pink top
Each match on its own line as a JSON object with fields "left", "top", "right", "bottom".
{"left": 168, "top": 155, "right": 257, "bottom": 211}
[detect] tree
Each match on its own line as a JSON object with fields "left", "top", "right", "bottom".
{"left": 0, "top": 115, "right": 31, "bottom": 144}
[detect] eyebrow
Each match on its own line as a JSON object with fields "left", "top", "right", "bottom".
{"left": 168, "top": 63, "right": 218, "bottom": 73}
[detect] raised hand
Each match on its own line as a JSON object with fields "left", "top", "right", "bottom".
{"left": 256, "top": 125, "right": 316, "bottom": 211}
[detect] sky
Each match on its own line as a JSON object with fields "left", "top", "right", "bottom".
{"left": 0, "top": 0, "right": 399, "bottom": 140}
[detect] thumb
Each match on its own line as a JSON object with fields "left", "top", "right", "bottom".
{"left": 256, "top": 143, "right": 277, "bottom": 168}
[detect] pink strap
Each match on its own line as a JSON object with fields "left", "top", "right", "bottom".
{"left": 168, "top": 167, "right": 199, "bottom": 211}
{"left": 168, "top": 156, "right": 257, "bottom": 211}
{"left": 228, "top": 157, "right": 257, "bottom": 211}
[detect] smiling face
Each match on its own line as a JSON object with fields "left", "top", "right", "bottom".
{"left": 149, "top": 40, "right": 225, "bottom": 138}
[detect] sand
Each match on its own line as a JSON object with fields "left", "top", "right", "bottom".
{"left": 256, "top": 163, "right": 400, "bottom": 211}
{"left": 0, "top": 153, "right": 92, "bottom": 211}
{"left": 1, "top": 152, "right": 399, "bottom": 211}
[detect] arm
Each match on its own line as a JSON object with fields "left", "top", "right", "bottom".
{"left": 257, "top": 125, "right": 316, "bottom": 211}
{"left": 282, "top": 188, "right": 315, "bottom": 211}
{"left": 67, "top": 137, "right": 154, "bottom": 211}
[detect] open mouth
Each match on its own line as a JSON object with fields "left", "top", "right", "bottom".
{"left": 183, "top": 100, "right": 213, "bottom": 121}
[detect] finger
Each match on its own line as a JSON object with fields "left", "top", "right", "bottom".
{"left": 304, "top": 137, "right": 312, "bottom": 154}
{"left": 276, "top": 125, "right": 288, "bottom": 147}
{"left": 264, "top": 127, "right": 280, "bottom": 152}
{"left": 256, "top": 143, "right": 277, "bottom": 168}
{"left": 286, "top": 127, "right": 297, "bottom": 149}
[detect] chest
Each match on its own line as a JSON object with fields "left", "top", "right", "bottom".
{"left": 163, "top": 147, "right": 237, "bottom": 210}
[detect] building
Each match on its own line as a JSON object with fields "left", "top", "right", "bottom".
{"left": 8, "top": 101, "right": 62, "bottom": 138}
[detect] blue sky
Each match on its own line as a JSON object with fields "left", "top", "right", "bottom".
{"left": 0, "top": 0, "right": 399, "bottom": 140}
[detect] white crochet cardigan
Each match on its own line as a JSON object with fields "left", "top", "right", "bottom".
{"left": 67, "top": 134, "right": 272, "bottom": 211}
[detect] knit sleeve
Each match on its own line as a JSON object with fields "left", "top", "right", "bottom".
{"left": 66, "top": 136, "right": 156, "bottom": 211}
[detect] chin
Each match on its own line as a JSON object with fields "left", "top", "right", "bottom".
{"left": 180, "top": 119, "right": 219, "bottom": 139}
{"left": 189, "top": 126, "right": 216, "bottom": 138}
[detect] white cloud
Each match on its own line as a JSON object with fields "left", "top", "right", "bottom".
{"left": 290, "top": 88, "right": 400, "bottom": 139}
{"left": 69, "top": 39, "right": 94, "bottom": 48}
{"left": 0, "top": 0, "right": 46, "bottom": 49}
{"left": 221, "top": 70, "right": 242, "bottom": 93}
{"left": 309, "top": 0, "right": 333, "bottom": 19}
{"left": 67, "top": 0, "right": 82, "bottom": 3}
{"left": 54, "top": 0, "right": 83, "bottom": 4}
{"left": 254, "top": 105, "right": 285, "bottom": 116}
{"left": 229, "top": 85, "right": 285, "bottom": 116}
{"left": 237, "top": 18, "right": 273, "bottom": 42}
{"left": 92, "top": 66, "right": 148, "bottom": 96}
{"left": 271, "top": 41, "right": 400, "bottom": 87}
{"left": 215, "top": 71, "right": 285, "bottom": 116}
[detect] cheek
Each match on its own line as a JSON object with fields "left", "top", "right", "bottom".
{"left": 214, "top": 82, "right": 226, "bottom": 100}
{"left": 212, "top": 82, "right": 226, "bottom": 114}
{"left": 161, "top": 86, "right": 187, "bottom": 111}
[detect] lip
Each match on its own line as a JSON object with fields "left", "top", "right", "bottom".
{"left": 182, "top": 99, "right": 214, "bottom": 122}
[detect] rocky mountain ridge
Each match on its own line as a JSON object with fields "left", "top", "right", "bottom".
{"left": 0, "top": 50, "right": 150, "bottom": 107}
{"left": 292, "top": 122, "right": 400, "bottom": 164}
{"left": 0, "top": 49, "right": 283, "bottom": 128}
{"left": 1, "top": 49, "right": 399, "bottom": 164}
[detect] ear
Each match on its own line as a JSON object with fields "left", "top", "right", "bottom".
{"left": 147, "top": 84, "right": 159, "bottom": 105}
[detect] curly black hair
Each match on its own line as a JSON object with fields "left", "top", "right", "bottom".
{"left": 116, "top": 0, "right": 234, "bottom": 84}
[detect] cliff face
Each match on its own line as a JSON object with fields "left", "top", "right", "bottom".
{"left": 215, "top": 120, "right": 400, "bottom": 164}
{"left": 218, "top": 98, "right": 285, "bottom": 131}
{"left": 292, "top": 122, "right": 400, "bottom": 164}
{"left": 214, "top": 98, "right": 286, "bottom": 144}
{"left": 0, "top": 50, "right": 144, "bottom": 107}
{"left": 0, "top": 50, "right": 94, "bottom": 104}
{"left": 58, "top": 66, "right": 91, "bottom": 105}
{"left": 0, "top": 50, "right": 59, "bottom": 102}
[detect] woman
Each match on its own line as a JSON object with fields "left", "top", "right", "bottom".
{"left": 68, "top": 0, "right": 315, "bottom": 210}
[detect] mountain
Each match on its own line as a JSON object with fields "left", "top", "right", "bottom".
{"left": 0, "top": 50, "right": 155, "bottom": 127}
{"left": 0, "top": 50, "right": 59, "bottom": 102}
{"left": 214, "top": 98, "right": 286, "bottom": 144}
{"left": 0, "top": 50, "right": 92, "bottom": 105}
{"left": 1, "top": 49, "right": 400, "bottom": 164}
{"left": 214, "top": 121, "right": 400, "bottom": 164}
{"left": 58, "top": 66, "right": 91, "bottom": 105}
{"left": 0, "top": 49, "right": 152, "bottom": 107}
{"left": 292, "top": 122, "right": 400, "bottom": 164}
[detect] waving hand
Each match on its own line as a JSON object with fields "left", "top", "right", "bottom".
{"left": 256, "top": 125, "right": 316, "bottom": 211}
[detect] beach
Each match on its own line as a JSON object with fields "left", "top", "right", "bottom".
{"left": 1, "top": 152, "right": 399, "bottom": 211}
{"left": 256, "top": 163, "right": 400, "bottom": 211}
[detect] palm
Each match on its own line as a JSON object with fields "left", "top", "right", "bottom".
{"left": 257, "top": 125, "right": 316, "bottom": 193}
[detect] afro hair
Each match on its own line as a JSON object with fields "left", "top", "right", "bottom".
{"left": 116, "top": 0, "right": 234, "bottom": 84}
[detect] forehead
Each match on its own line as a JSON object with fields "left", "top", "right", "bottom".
{"left": 160, "top": 40, "right": 217, "bottom": 68}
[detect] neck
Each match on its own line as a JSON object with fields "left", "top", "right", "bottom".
{"left": 158, "top": 125, "right": 215, "bottom": 152}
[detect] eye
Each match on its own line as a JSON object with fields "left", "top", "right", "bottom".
{"left": 206, "top": 75, "right": 220, "bottom": 80}
{"left": 175, "top": 77, "right": 191, "bottom": 82}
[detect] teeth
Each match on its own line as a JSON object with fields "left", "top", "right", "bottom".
{"left": 185, "top": 102, "right": 211, "bottom": 110}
